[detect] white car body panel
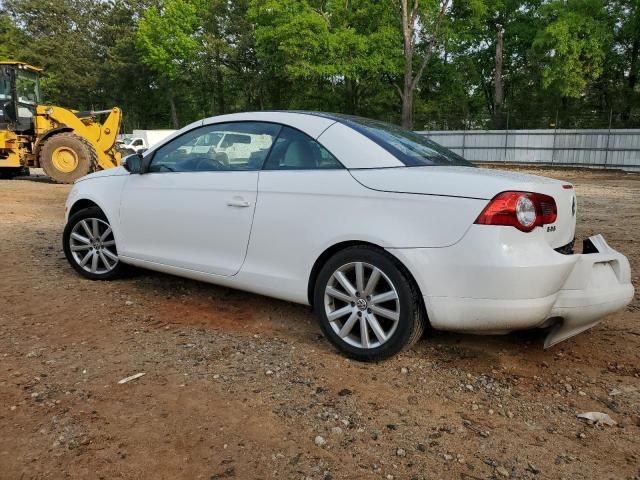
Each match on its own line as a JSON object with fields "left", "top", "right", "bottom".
{"left": 352, "top": 166, "right": 577, "bottom": 249}
{"left": 119, "top": 171, "right": 258, "bottom": 276}
{"left": 317, "top": 122, "right": 403, "bottom": 168}
{"left": 65, "top": 111, "right": 634, "bottom": 348}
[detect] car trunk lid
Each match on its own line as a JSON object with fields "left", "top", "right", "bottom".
{"left": 350, "top": 166, "right": 577, "bottom": 249}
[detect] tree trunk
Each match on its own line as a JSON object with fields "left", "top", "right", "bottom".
{"left": 400, "top": 0, "right": 414, "bottom": 129}
{"left": 624, "top": 38, "right": 639, "bottom": 121}
{"left": 215, "top": 47, "right": 225, "bottom": 115}
{"left": 401, "top": 93, "right": 413, "bottom": 128}
{"left": 345, "top": 78, "right": 360, "bottom": 115}
{"left": 216, "top": 67, "right": 225, "bottom": 115}
{"left": 397, "top": 0, "right": 449, "bottom": 129}
{"left": 169, "top": 94, "right": 179, "bottom": 129}
{"left": 493, "top": 27, "right": 504, "bottom": 128}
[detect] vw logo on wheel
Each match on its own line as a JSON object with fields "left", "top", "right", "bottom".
{"left": 356, "top": 298, "right": 368, "bottom": 310}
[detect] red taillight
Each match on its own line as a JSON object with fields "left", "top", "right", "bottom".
{"left": 474, "top": 191, "right": 557, "bottom": 232}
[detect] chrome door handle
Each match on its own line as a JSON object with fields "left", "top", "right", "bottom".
{"left": 227, "top": 197, "right": 250, "bottom": 208}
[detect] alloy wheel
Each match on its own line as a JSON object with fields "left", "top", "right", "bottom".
{"left": 69, "top": 218, "right": 119, "bottom": 275}
{"left": 324, "top": 262, "right": 400, "bottom": 349}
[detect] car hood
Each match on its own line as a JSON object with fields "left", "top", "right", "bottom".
{"left": 76, "top": 166, "right": 129, "bottom": 183}
{"left": 350, "top": 166, "right": 577, "bottom": 248}
{"left": 349, "top": 166, "right": 567, "bottom": 199}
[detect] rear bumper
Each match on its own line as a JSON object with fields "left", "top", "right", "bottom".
{"left": 389, "top": 231, "right": 634, "bottom": 347}
{"left": 542, "top": 235, "right": 634, "bottom": 347}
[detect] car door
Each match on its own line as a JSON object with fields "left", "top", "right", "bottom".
{"left": 118, "top": 121, "right": 281, "bottom": 276}
{"left": 242, "top": 126, "right": 351, "bottom": 300}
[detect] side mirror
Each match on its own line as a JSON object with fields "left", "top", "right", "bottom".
{"left": 122, "top": 153, "right": 143, "bottom": 174}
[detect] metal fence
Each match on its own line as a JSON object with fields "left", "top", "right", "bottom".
{"left": 417, "top": 129, "right": 640, "bottom": 171}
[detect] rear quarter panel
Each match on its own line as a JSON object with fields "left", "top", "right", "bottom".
{"left": 238, "top": 170, "right": 486, "bottom": 303}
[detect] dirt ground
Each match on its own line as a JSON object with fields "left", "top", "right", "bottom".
{"left": 0, "top": 166, "right": 638, "bottom": 480}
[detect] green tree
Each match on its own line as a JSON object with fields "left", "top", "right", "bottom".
{"left": 393, "top": 0, "right": 452, "bottom": 128}
{"left": 533, "top": 0, "right": 611, "bottom": 98}
{"left": 0, "top": 13, "right": 22, "bottom": 59}
{"left": 136, "top": 0, "right": 202, "bottom": 127}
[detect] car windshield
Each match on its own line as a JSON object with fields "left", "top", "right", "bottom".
{"left": 332, "top": 114, "right": 473, "bottom": 167}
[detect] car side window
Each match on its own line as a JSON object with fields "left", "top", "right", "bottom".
{"left": 263, "top": 126, "right": 342, "bottom": 170}
{"left": 148, "top": 122, "right": 281, "bottom": 173}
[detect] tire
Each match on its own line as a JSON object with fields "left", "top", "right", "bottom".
{"left": 39, "top": 132, "right": 97, "bottom": 184}
{"left": 63, "top": 206, "right": 127, "bottom": 280}
{"left": 313, "top": 246, "right": 426, "bottom": 361}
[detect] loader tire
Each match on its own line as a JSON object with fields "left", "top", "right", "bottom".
{"left": 39, "top": 132, "right": 97, "bottom": 184}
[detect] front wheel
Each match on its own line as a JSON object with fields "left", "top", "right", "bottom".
{"left": 40, "top": 132, "right": 97, "bottom": 184}
{"left": 63, "top": 207, "right": 126, "bottom": 280}
{"left": 313, "top": 246, "right": 426, "bottom": 361}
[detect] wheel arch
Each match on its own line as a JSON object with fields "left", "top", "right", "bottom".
{"left": 68, "top": 198, "right": 102, "bottom": 219}
{"left": 307, "top": 240, "right": 427, "bottom": 315}
{"left": 66, "top": 196, "right": 124, "bottom": 255}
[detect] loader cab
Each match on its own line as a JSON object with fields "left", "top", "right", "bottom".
{"left": 0, "top": 62, "right": 42, "bottom": 133}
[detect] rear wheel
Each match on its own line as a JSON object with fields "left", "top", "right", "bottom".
{"left": 63, "top": 207, "right": 126, "bottom": 280}
{"left": 313, "top": 246, "right": 426, "bottom": 361}
{"left": 40, "top": 132, "right": 97, "bottom": 184}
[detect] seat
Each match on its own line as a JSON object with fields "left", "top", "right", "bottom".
{"left": 281, "top": 139, "right": 317, "bottom": 169}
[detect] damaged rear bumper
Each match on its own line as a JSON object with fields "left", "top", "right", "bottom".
{"left": 543, "top": 234, "right": 634, "bottom": 348}
{"left": 389, "top": 230, "right": 634, "bottom": 347}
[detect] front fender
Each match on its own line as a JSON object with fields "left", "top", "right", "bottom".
{"left": 65, "top": 176, "right": 128, "bottom": 247}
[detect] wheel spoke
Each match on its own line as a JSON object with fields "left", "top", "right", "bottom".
{"left": 71, "top": 232, "right": 91, "bottom": 244}
{"left": 370, "top": 304, "right": 400, "bottom": 322}
{"left": 360, "top": 315, "right": 370, "bottom": 348}
{"left": 327, "top": 304, "right": 353, "bottom": 322}
{"left": 326, "top": 286, "right": 353, "bottom": 303}
{"left": 80, "top": 220, "right": 94, "bottom": 240}
{"left": 92, "top": 219, "right": 100, "bottom": 240}
{"left": 98, "top": 251, "right": 111, "bottom": 270}
{"left": 102, "top": 248, "right": 119, "bottom": 262}
{"left": 90, "top": 252, "right": 99, "bottom": 273}
{"left": 366, "top": 313, "right": 387, "bottom": 343}
{"left": 71, "top": 244, "right": 91, "bottom": 252}
{"left": 99, "top": 227, "right": 112, "bottom": 241}
{"left": 102, "top": 240, "right": 115, "bottom": 247}
{"left": 362, "top": 268, "right": 381, "bottom": 297}
{"left": 339, "top": 311, "right": 359, "bottom": 338}
{"left": 355, "top": 262, "right": 365, "bottom": 292}
{"left": 79, "top": 251, "right": 93, "bottom": 267}
{"left": 370, "top": 290, "right": 397, "bottom": 305}
{"left": 334, "top": 271, "right": 357, "bottom": 298}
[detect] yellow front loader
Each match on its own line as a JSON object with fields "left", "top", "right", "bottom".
{"left": 0, "top": 62, "right": 122, "bottom": 183}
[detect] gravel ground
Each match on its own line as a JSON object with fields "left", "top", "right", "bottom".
{"left": 0, "top": 166, "right": 638, "bottom": 480}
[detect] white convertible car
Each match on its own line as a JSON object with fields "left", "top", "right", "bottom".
{"left": 63, "top": 111, "right": 634, "bottom": 360}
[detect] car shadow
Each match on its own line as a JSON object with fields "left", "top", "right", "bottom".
{"left": 122, "top": 267, "right": 557, "bottom": 364}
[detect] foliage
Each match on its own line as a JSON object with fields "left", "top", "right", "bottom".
{"left": 532, "top": 0, "right": 611, "bottom": 98}
{"left": 1, "top": 0, "right": 639, "bottom": 130}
